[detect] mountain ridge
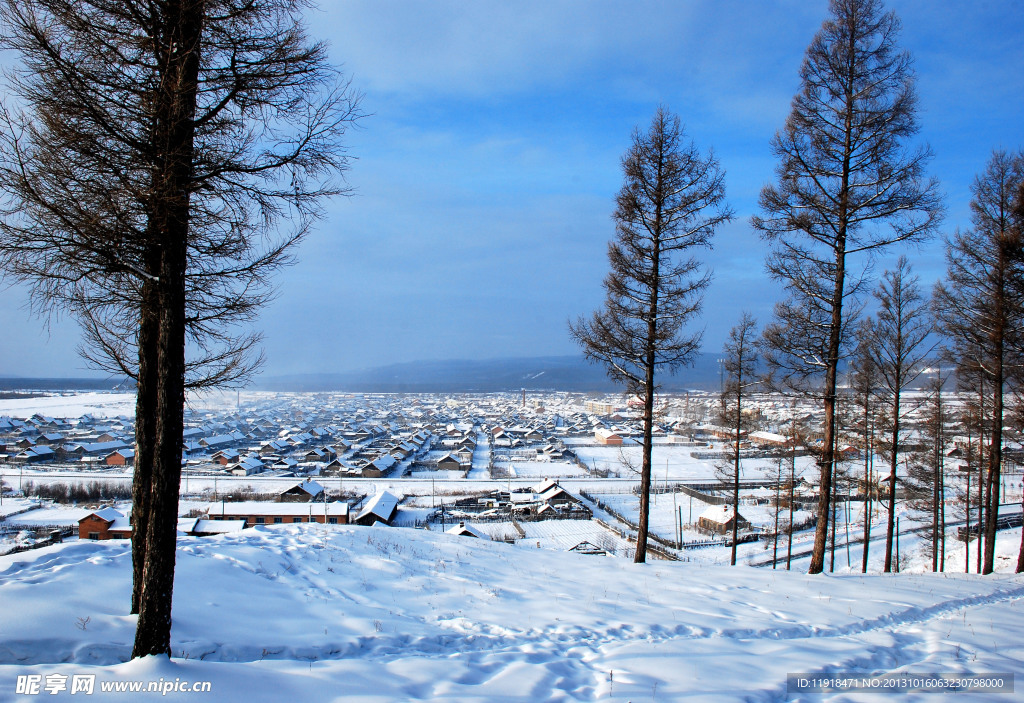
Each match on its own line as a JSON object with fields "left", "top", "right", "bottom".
{"left": 255, "top": 353, "right": 725, "bottom": 393}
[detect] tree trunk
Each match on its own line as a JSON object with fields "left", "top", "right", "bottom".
{"left": 977, "top": 381, "right": 986, "bottom": 574}
{"left": 730, "top": 372, "right": 741, "bottom": 566}
{"left": 883, "top": 402, "right": 900, "bottom": 573}
{"left": 1016, "top": 489, "right": 1024, "bottom": 573}
{"left": 862, "top": 408, "right": 871, "bottom": 573}
{"left": 635, "top": 376, "right": 654, "bottom": 564}
{"left": 983, "top": 371, "right": 1001, "bottom": 575}
{"left": 131, "top": 271, "right": 160, "bottom": 615}
{"left": 132, "top": 0, "right": 203, "bottom": 658}
{"left": 809, "top": 254, "right": 845, "bottom": 574}
{"left": 787, "top": 414, "right": 796, "bottom": 570}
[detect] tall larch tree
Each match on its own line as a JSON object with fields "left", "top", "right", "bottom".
{"left": 752, "top": 0, "right": 942, "bottom": 574}
{"left": 570, "top": 106, "right": 732, "bottom": 563}
{"left": 0, "top": 0, "right": 359, "bottom": 655}
{"left": 935, "top": 151, "right": 1024, "bottom": 574}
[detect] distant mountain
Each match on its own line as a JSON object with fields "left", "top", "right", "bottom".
{"left": 0, "top": 377, "right": 133, "bottom": 392}
{"left": 256, "top": 354, "right": 726, "bottom": 393}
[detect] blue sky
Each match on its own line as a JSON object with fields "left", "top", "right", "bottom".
{"left": 1, "top": 0, "right": 1022, "bottom": 378}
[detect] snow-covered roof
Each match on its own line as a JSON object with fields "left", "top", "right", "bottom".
{"left": 356, "top": 490, "right": 399, "bottom": 523}
{"left": 285, "top": 479, "right": 324, "bottom": 496}
{"left": 190, "top": 519, "right": 247, "bottom": 534}
{"left": 206, "top": 501, "right": 348, "bottom": 517}
{"left": 697, "top": 504, "right": 745, "bottom": 524}
{"left": 445, "top": 522, "right": 489, "bottom": 539}
{"left": 89, "top": 506, "right": 124, "bottom": 522}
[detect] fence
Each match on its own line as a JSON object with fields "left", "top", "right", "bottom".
{"left": 675, "top": 485, "right": 726, "bottom": 505}
{"left": 422, "top": 506, "right": 593, "bottom": 525}
{"left": 957, "top": 511, "right": 1023, "bottom": 540}
{"left": 579, "top": 489, "right": 680, "bottom": 555}
{"left": 0, "top": 525, "right": 75, "bottom": 556}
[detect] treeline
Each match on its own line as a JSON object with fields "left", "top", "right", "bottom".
{"left": 22, "top": 480, "right": 132, "bottom": 503}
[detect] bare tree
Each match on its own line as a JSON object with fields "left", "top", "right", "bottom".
{"left": 752, "top": 0, "right": 942, "bottom": 574}
{"left": 0, "top": 0, "right": 358, "bottom": 656}
{"left": 866, "top": 257, "right": 933, "bottom": 572}
{"left": 720, "top": 312, "right": 759, "bottom": 564}
{"left": 934, "top": 151, "right": 1024, "bottom": 575}
{"left": 570, "top": 106, "right": 732, "bottom": 563}
{"left": 849, "top": 321, "right": 879, "bottom": 571}
{"left": 783, "top": 406, "right": 804, "bottom": 570}
{"left": 907, "top": 370, "right": 949, "bottom": 572}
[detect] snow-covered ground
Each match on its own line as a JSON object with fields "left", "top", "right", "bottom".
{"left": 570, "top": 444, "right": 819, "bottom": 483}
{"left": 501, "top": 460, "right": 589, "bottom": 478}
{"left": 1, "top": 525, "right": 1022, "bottom": 702}
{"left": 0, "top": 392, "right": 136, "bottom": 419}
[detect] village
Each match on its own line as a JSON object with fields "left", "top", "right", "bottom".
{"left": 3, "top": 388, "right": 1021, "bottom": 568}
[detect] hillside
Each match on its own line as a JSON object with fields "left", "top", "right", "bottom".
{"left": 1, "top": 525, "right": 1021, "bottom": 701}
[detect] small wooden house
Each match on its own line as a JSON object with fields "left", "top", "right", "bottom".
{"left": 104, "top": 448, "right": 136, "bottom": 466}
{"left": 436, "top": 453, "right": 462, "bottom": 471}
{"left": 445, "top": 522, "right": 489, "bottom": 539}
{"left": 354, "top": 490, "right": 400, "bottom": 526}
{"left": 279, "top": 478, "right": 325, "bottom": 503}
{"left": 697, "top": 504, "right": 750, "bottom": 535}
{"left": 594, "top": 428, "right": 623, "bottom": 445}
{"left": 78, "top": 507, "right": 132, "bottom": 540}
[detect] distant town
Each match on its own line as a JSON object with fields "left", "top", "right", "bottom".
{"left": 3, "top": 388, "right": 1021, "bottom": 570}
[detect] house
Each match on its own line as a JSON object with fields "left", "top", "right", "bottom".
{"left": 105, "top": 448, "right": 135, "bottom": 466}
{"left": 354, "top": 490, "right": 400, "bottom": 526}
{"left": 259, "top": 439, "right": 291, "bottom": 456}
{"left": 78, "top": 507, "right": 132, "bottom": 540}
{"left": 532, "top": 478, "right": 577, "bottom": 507}
{"left": 35, "top": 432, "right": 65, "bottom": 445}
{"left": 279, "top": 478, "right": 325, "bottom": 502}
{"left": 748, "top": 431, "right": 792, "bottom": 448}
{"left": 212, "top": 450, "right": 241, "bottom": 466}
{"left": 303, "top": 447, "right": 333, "bottom": 463}
{"left": 594, "top": 428, "right": 623, "bottom": 445}
{"left": 228, "top": 456, "right": 266, "bottom": 476}
{"left": 445, "top": 522, "right": 489, "bottom": 539}
{"left": 15, "top": 446, "right": 57, "bottom": 463}
{"left": 64, "top": 440, "right": 130, "bottom": 459}
{"left": 697, "top": 504, "right": 750, "bottom": 535}
{"left": 435, "top": 453, "right": 463, "bottom": 471}
{"left": 361, "top": 454, "right": 397, "bottom": 478}
{"left": 270, "top": 457, "right": 299, "bottom": 474}
{"left": 322, "top": 458, "right": 359, "bottom": 476}
{"left": 199, "top": 434, "right": 237, "bottom": 451}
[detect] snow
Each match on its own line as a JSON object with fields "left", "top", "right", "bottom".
{"left": 502, "top": 460, "right": 588, "bottom": 478}
{"left": 1, "top": 525, "right": 1022, "bottom": 701}
{"left": 570, "top": 443, "right": 819, "bottom": 482}
{"left": 0, "top": 392, "right": 136, "bottom": 419}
